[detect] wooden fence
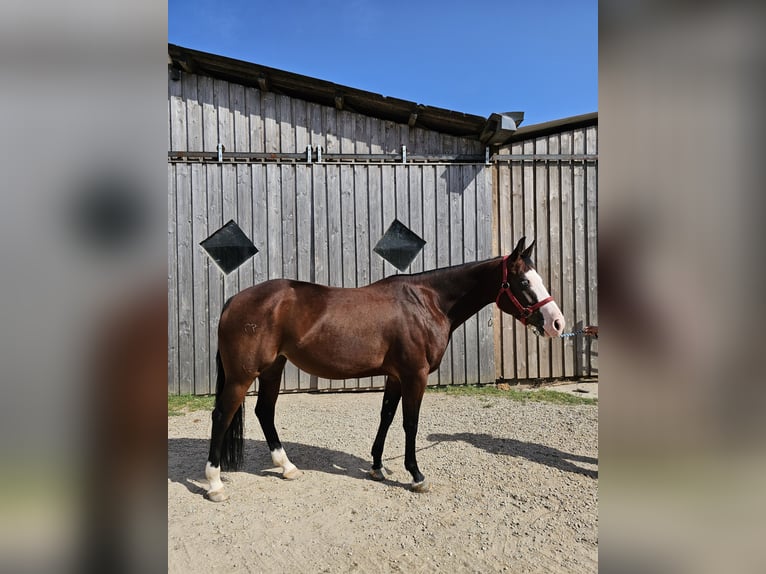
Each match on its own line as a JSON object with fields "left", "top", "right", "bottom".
{"left": 168, "top": 70, "right": 597, "bottom": 395}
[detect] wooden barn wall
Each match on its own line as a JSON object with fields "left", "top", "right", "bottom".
{"left": 168, "top": 71, "right": 492, "bottom": 395}
{"left": 492, "top": 126, "right": 598, "bottom": 381}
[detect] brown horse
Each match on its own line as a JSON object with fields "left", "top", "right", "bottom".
{"left": 205, "top": 237, "right": 565, "bottom": 501}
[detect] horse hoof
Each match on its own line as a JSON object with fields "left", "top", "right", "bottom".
{"left": 410, "top": 479, "right": 430, "bottom": 493}
{"left": 283, "top": 467, "right": 303, "bottom": 480}
{"left": 368, "top": 467, "right": 389, "bottom": 481}
{"left": 206, "top": 489, "right": 229, "bottom": 502}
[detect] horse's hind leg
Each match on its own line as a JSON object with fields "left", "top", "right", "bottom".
{"left": 206, "top": 367, "right": 250, "bottom": 502}
{"left": 369, "top": 377, "right": 401, "bottom": 481}
{"left": 254, "top": 356, "right": 302, "bottom": 480}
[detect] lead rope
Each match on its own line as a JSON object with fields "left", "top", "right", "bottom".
{"left": 560, "top": 327, "right": 598, "bottom": 338}
{"left": 560, "top": 329, "right": 586, "bottom": 338}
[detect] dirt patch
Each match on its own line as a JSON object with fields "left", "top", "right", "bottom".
{"left": 169, "top": 392, "right": 598, "bottom": 573}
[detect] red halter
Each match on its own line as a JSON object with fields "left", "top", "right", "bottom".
{"left": 495, "top": 255, "right": 554, "bottom": 325}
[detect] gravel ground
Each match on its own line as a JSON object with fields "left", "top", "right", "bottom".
{"left": 168, "top": 391, "right": 598, "bottom": 573}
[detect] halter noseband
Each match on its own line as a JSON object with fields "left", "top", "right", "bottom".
{"left": 495, "top": 255, "right": 554, "bottom": 325}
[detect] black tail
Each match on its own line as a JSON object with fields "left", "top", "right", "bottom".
{"left": 215, "top": 350, "right": 244, "bottom": 470}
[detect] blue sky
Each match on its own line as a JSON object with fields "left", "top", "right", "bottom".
{"left": 168, "top": 0, "right": 597, "bottom": 126}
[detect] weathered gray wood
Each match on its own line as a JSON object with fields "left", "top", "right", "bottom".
{"left": 434, "top": 164, "right": 452, "bottom": 385}
{"left": 246, "top": 86, "right": 263, "bottom": 153}
{"left": 168, "top": 165, "right": 179, "bottom": 394}
{"left": 572, "top": 129, "right": 587, "bottom": 376}
{"left": 236, "top": 164, "right": 254, "bottom": 288}
{"left": 169, "top": 72, "right": 186, "bottom": 151}
{"left": 230, "top": 83, "right": 248, "bottom": 152}
{"left": 522, "top": 139, "right": 539, "bottom": 379}
{"left": 214, "top": 79, "right": 233, "bottom": 152}
{"left": 191, "top": 163, "right": 210, "bottom": 393}
{"left": 462, "top": 165, "right": 479, "bottom": 384}
{"left": 199, "top": 75, "right": 217, "bottom": 152}
{"left": 449, "top": 166, "right": 466, "bottom": 384}
{"left": 206, "top": 164, "right": 224, "bottom": 390}
{"left": 511, "top": 142, "right": 526, "bottom": 380}
{"left": 175, "top": 163, "right": 194, "bottom": 394}
{"left": 368, "top": 165, "right": 384, "bottom": 284}
{"left": 585, "top": 126, "right": 598, "bottom": 377}
{"left": 408, "top": 166, "right": 424, "bottom": 273}
{"left": 169, "top": 72, "right": 597, "bottom": 394}
{"left": 183, "top": 73, "right": 202, "bottom": 151}
{"left": 262, "top": 92, "right": 278, "bottom": 154}
{"left": 559, "top": 132, "right": 576, "bottom": 376}
{"left": 535, "top": 137, "right": 551, "bottom": 379}
{"left": 340, "top": 164, "right": 356, "bottom": 288}
{"left": 475, "top": 167, "right": 495, "bottom": 384}
{"left": 266, "top": 163, "right": 283, "bottom": 280}
{"left": 547, "top": 134, "right": 564, "bottom": 378}
{"left": 278, "top": 94, "right": 295, "bottom": 153}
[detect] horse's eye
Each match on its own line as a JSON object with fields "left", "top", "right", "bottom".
{"left": 520, "top": 279, "right": 530, "bottom": 288}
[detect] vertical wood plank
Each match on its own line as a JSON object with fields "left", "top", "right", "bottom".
{"left": 340, "top": 164, "right": 356, "bottom": 287}
{"left": 262, "top": 92, "right": 278, "bottom": 154}
{"left": 293, "top": 99, "right": 309, "bottom": 156}
{"left": 199, "top": 75, "right": 217, "bottom": 152}
{"left": 497, "top": 159, "right": 515, "bottom": 379}
{"left": 247, "top": 86, "right": 263, "bottom": 153}
{"left": 230, "top": 83, "right": 248, "bottom": 152}
{"left": 380, "top": 166, "right": 398, "bottom": 277}
{"left": 266, "top": 163, "right": 282, "bottom": 281}
{"left": 368, "top": 164, "right": 384, "bottom": 284}
{"left": 510, "top": 143, "right": 526, "bottom": 380}
{"left": 183, "top": 73, "right": 201, "bottom": 152}
{"left": 278, "top": 94, "right": 295, "bottom": 153}
{"left": 175, "top": 163, "right": 193, "bottom": 394}
{"left": 522, "top": 140, "right": 539, "bottom": 379}
{"left": 169, "top": 71, "right": 186, "bottom": 151}
{"left": 206, "top": 164, "right": 224, "bottom": 390}
{"left": 296, "top": 164, "right": 313, "bottom": 391}
{"left": 585, "top": 126, "right": 598, "bottom": 377}
{"left": 475, "top": 166, "right": 495, "bottom": 384}
{"left": 312, "top": 165, "right": 329, "bottom": 286}
{"left": 324, "top": 106, "right": 339, "bottom": 154}
{"left": 214, "top": 79, "right": 233, "bottom": 152}
{"left": 326, "top": 164, "right": 342, "bottom": 288}
{"left": 572, "top": 129, "right": 587, "bottom": 376}
{"left": 462, "top": 165, "right": 479, "bottom": 385}
{"left": 307, "top": 102, "right": 325, "bottom": 153}
{"left": 448, "top": 165, "right": 466, "bottom": 384}
{"left": 560, "top": 132, "right": 576, "bottom": 376}
{"left": 251, "top": 164, "right": 267, "bottom": 285}
{"left": 408, "top": 166, "right": 424, "bottom": 273}
{"left": 547, "top": 134, "right": 564, "bottom": 378}
{"left": 168, "top": 164, "right": 179, "bottom": 394}
{"left": 191, "top": 163, "right": 210, "bottom": 393}
{"left": 236, "top": 164, "right": 255, "bottom": 288}
{"left": 435, "top": 164, "right": 452, "bottom": 385}
{"left": 221, "top": 164, "right": 240, "bottom": 299}
{"left": 535, "top": 137, "right": 551, "bottom": 379}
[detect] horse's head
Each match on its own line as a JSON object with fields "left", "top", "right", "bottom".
{"left": 496, "top": 237, "right": 565, "bottom": 337}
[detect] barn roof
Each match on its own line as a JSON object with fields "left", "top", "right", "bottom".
{"left": 168, "top": 44, "right": 596, "bottom": 146}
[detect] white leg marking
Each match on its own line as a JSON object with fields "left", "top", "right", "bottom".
{"left": 271, "top": 447, "right": 302, "bottom": 479}
{"left": 205, "top": 461, "right": 224, "bottom": 492}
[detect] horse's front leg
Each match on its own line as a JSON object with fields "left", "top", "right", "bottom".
{"left": 369, "top": 377, "right": 401, "bottom": 481}
{"left": 401, "top": 372, "right": 429, "bottom": 492}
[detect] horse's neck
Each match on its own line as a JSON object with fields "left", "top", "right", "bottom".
{"left": 419, "top": 259, "right": 500, "bottom": 330}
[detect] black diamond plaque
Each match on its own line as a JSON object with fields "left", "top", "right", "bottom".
{"left": 200, "top": 220, "right": 258, "bottom": 274}
{"left": 373, "top": 219, "right": 426, "bottom": 272}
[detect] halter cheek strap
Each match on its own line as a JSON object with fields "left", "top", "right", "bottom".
{"left": 495, "top": 255, "right": 554, "bottom": 325}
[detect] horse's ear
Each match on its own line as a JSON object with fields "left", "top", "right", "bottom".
{"left": 511, "top": 237, "right": 527, "bottom": 260}
{"left": 521, "top": 239, "right": 536, "bottom": 259}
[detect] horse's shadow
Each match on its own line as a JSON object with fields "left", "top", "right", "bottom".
{"left": 168, "top": 438, "right": 414, "bottom": 494}
{"left": 427, "top": 432, "right": 598, "bottom": 479}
